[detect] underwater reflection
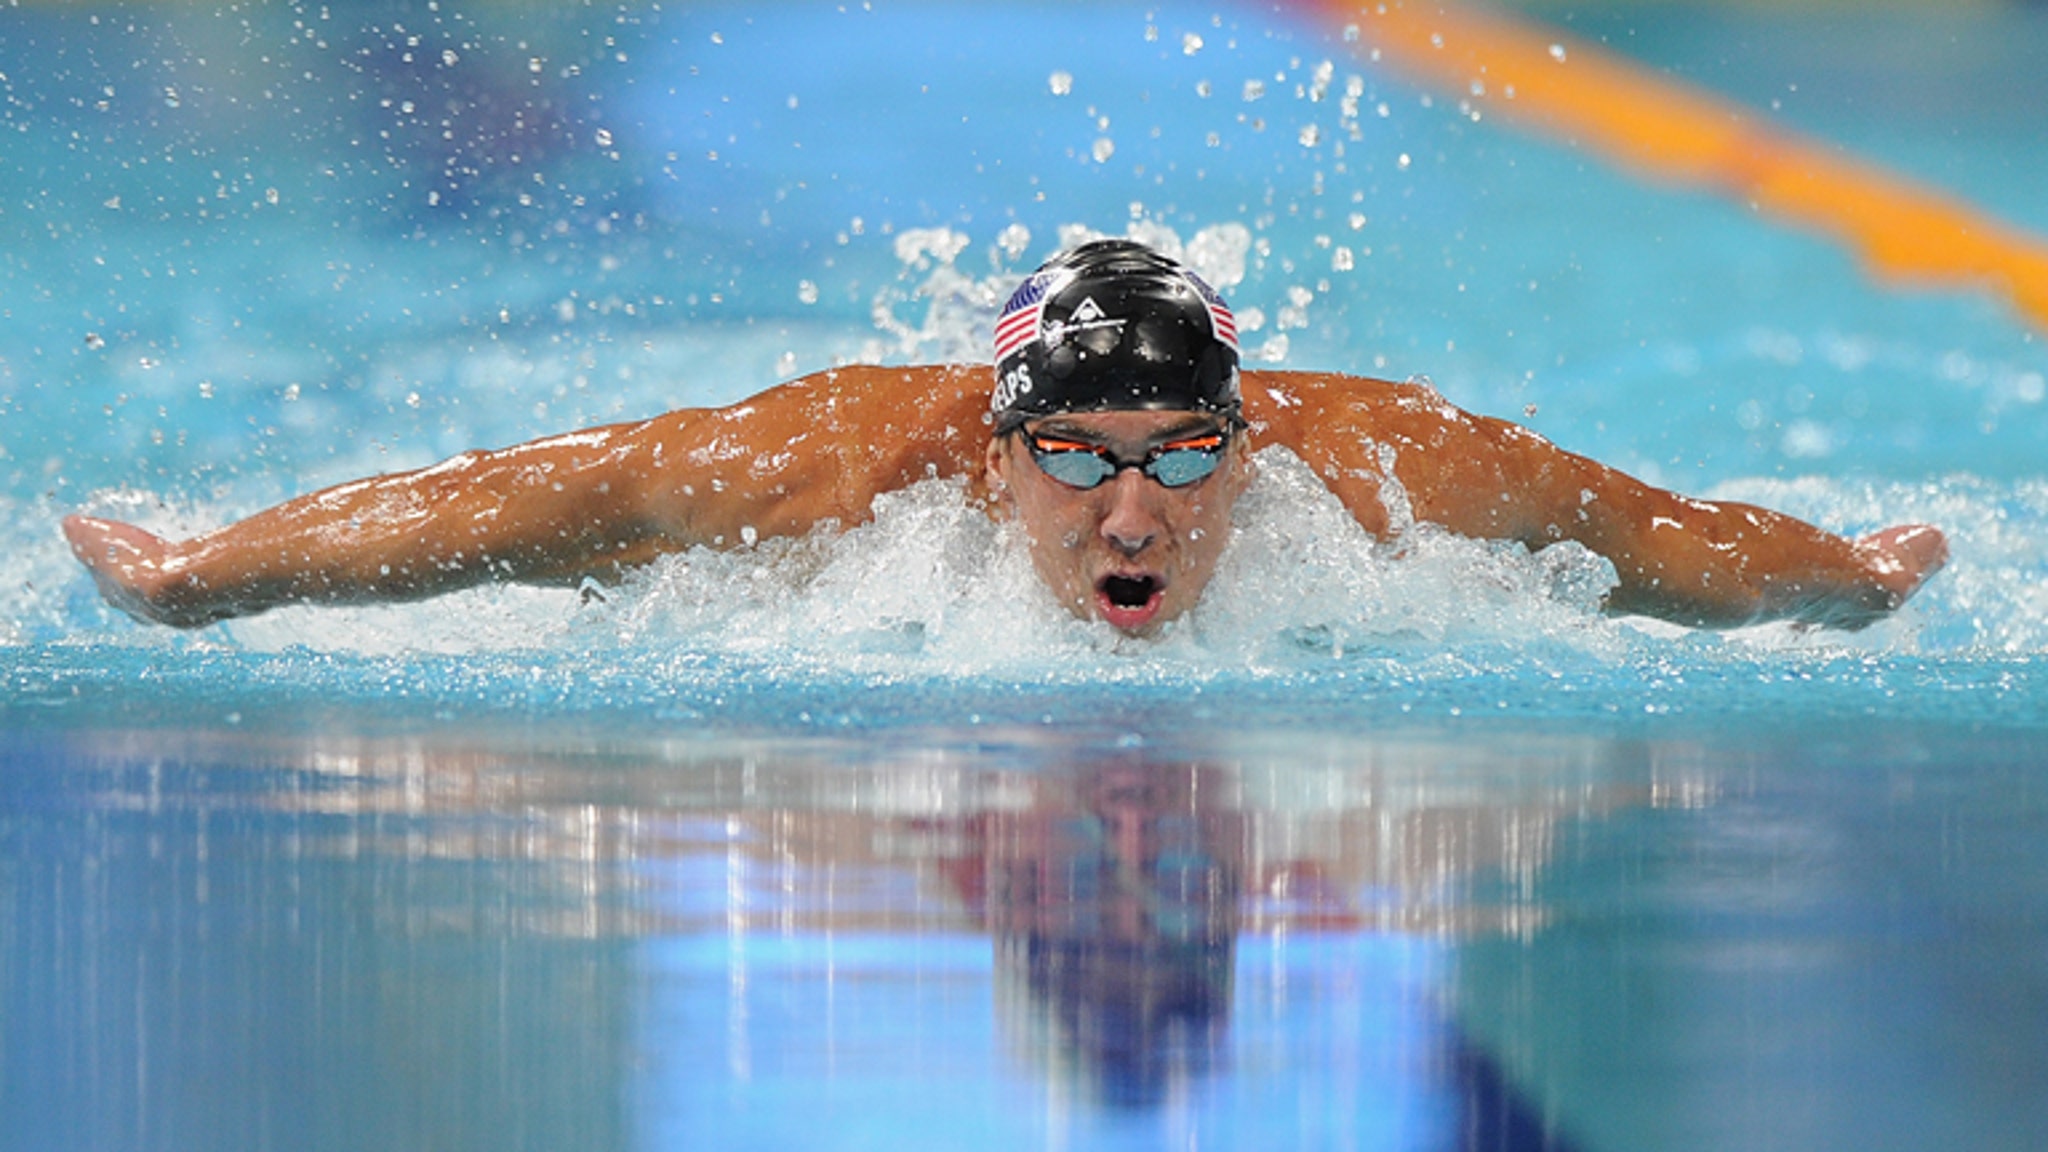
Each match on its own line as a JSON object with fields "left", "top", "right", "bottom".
{"left": 11, "top": 725, "right": 1646, "bottom": 1150}
{"left": 972, "top": 761, "right": 1242, "bottom": 1110}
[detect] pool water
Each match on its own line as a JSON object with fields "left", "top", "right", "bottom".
{"left": 4, "top": 2, "right": 2047, "bottom": 1149}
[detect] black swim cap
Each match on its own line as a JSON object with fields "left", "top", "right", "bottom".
{"left": 990, "top": 239, "right": 1241, "bottom": 433}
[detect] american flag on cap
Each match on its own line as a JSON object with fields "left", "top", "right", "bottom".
{"left": 1184, "top": 270, "right": 1239, "bottom": 354}
{"left": 992, "top": 270, "right": 1057, "bottom": 365}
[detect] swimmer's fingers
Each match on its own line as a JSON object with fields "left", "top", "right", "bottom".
{"left": 1856, "top": 523, "right": 1949, "bottom": 607}
{"left": 61, "top": 515, "right": 218, "bottom": 628}
{"left": 1785, "top": 523, "right": 1948, "bottom": 631}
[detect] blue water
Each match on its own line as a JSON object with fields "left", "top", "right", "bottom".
{"left": 4, "top": 2, "right": 2048, "bottom": 1149}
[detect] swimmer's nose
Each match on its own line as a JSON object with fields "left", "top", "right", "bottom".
{"left": 1098, "top": 470, "right": 1160, "bottom": 556}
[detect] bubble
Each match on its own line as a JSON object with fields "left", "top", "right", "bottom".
{"left": 1782, "top": 421, "right": 1833, "bottom": 459}
{"left": 1048, "top": 70, "right": 1073, "bottom": 96}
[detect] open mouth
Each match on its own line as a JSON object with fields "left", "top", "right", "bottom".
{"left": 1102, "top": 574, "right": 1158, "bottom": 609}
{"left": 1096, "top": 573, "right": 1165, "bottom": 630}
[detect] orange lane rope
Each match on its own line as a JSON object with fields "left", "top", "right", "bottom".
{"left": 1301, "top": 0, "right": 2048, "bottom": 332}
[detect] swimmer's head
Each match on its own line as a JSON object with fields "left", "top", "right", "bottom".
{"left": 990, "top": 240, "right": 1241, "bottom": 435}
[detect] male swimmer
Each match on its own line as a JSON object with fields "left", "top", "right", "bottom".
{"left": 64, "top": 239, "right": 1947, "bottom": 632}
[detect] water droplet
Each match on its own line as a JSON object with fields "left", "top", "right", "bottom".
{"left": 1048, "top": 70, "right": 1073, "bottom": 96}
{"left": 1091, "top": 137, "right": 1115, "bottom": 163}
{"left": 594, "top": 127, "right": 613, "bottom": 148}
{"left": 1298, "top": 124, "right": 1320, "bottom": 147}
{"left": 83, "top": 332, "right": 105, "bottom": 351}
{"left": 1242, "top": 79, "right": 1265, "bottom": 101}
{"left": 1549, "top": 43, "right": 1568, "bottom": 63}
{"left": 442, "top": 48, "right": 459, "bottom": 67}
{"left": 1182, "top": 32, "right": 1204, "bottom": 56}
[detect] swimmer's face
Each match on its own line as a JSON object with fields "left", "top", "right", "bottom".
{"left": 986, "top": 409, "right": 1253, "bottom": 635}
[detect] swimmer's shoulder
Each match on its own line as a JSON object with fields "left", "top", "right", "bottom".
{"left": 750, "top": 363, "right": 988, "bottom": 420}
{"left": 1242, "top": 369, "right": 1440, "bottom": 432}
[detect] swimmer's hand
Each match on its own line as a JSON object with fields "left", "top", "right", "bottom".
{"left": 63, "top": 515, "right": 231, "bottom": 629}
{"left": 1849, "top": 522, "right": 1949, "bottom": 624}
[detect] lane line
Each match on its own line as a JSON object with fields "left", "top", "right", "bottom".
{"left": 1306, "top": 0, "right": 2048, "bottom": 330}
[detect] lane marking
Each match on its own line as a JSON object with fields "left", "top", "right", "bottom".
{"left": 1308, "top": 0, "right": 2048, "bottom": 331}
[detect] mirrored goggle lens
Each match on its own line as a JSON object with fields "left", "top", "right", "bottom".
{"left": 1033, "top": 449, "right": 1118, "bottom": 488}
{"left": 1145, "top": 446, "right": 1223, "bottom": 487}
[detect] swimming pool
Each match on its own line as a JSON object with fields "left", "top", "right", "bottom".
{"left": 4, "top": 2, "right": 2046, "bottom": 1149}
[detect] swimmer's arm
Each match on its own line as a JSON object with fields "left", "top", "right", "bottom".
{"left": 64, "top": 365, "right": 992, "bottom": 627}
{"left": 62, "top": 418, "right": 687, "bottom": 627}
{"left": 1405, "top": 408, "right": 1948, "bottom": 628}
{"left": 1255, "top": 373, "right": 1946, "bottom": 628}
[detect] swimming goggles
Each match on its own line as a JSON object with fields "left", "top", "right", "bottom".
{"left": 1025, "top": 428, "right": 1230, "bottom": 490}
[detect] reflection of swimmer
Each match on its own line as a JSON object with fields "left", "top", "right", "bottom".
{"left": 66, "top": 240, "right": 1945, "bottom": 632}
{"left": 959, "top": 762, "right": 1242, "bottom": 1109}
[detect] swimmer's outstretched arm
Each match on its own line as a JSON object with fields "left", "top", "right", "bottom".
{"left": 64, "top": 365, "right": 992, "bottom": 627}
{"left": 1249, "top": 372, "right": 1947, "bottom": 629}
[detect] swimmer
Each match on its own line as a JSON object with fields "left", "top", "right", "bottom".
{"left": 63, "top": 239, "right": 1947, "bottom": 632}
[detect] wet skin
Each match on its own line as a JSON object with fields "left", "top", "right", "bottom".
{"left": 984, "top": 410, "right": 1255, "bottom": 634}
